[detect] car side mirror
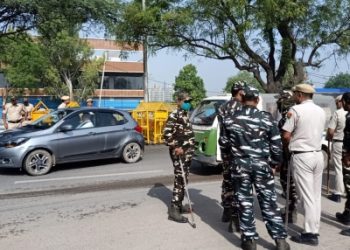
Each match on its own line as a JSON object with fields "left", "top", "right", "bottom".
{"left": 60, "top": 124, "right": 73, "bottom": 132}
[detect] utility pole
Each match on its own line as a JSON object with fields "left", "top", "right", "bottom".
{"left": 98, "top": 51, "right": 107, "bottom": 107}
{"left": 142, "top": 0, "right": 149, "bottom": 102}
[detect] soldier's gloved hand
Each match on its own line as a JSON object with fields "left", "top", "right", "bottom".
{"left": 174, "top": 147, "right": 184, "bottom": 156}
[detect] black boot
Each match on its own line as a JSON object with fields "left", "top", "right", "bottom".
{"left": 336, "top": 210, "right": 350, "bottom": 225}
{"left": 328, "top": 193, "right": 341, "bottom": 203}
{"left": 290, "top": 233, "right": 318, "bottom": 246}
{"left": 168, "top": 205, "right": 188, "bottom": 223}
{"left": 275, "top": 238, "right": 290, "bottom": 250}
{"left": 241, "top": 239, "right": 256, "bottom": 250}
{"left": 221, "top": 207, "right": 232, "bottom": 222}
{"left": 340, "top": 228, "right": 350, "bottom": 236}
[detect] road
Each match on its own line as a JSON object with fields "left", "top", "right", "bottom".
{"left": 0, "top": 144, "right": 221, "bottom": 197}
{"left": 0, "top": 145, "right": 348, "bottom": 250}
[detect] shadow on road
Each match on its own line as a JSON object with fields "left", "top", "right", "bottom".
{"left": 146, "top": 183, "right": 276, "bottom": 249}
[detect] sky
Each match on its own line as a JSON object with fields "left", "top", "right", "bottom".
{"left": 147, "top": 49, "right": 350, "bottom": 95}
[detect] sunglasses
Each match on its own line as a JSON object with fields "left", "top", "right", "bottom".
{"left": 184, "top": 100, "right": 191, "bottom": 103}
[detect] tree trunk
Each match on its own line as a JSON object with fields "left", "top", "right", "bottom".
{"left": 63, "top": 75, "right": 74, "bottom": 101}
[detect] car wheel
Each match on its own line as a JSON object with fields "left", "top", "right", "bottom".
{"left": 24, "top": 149, "right": 53, "bottom": 176}
{"left": 122, "top": 142, "right": 142, "bottom": 163}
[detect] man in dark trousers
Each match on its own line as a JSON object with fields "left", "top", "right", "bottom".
{"left": 217, "top": 81, "right": 245, "bottom": 224}
{"left": 337, "top": 92, "right": 350, "bottom": 236}
{"left": 220, "top": 86, "right": 289, "bottom": 250}
{"left": 163, "top": 92, "right": 195, "bottom": 223}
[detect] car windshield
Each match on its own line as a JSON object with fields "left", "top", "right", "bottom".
{"left": 190, "top": 100, "right": 226, "bottom": 125}
{"left": 28, "top": 110, "right": 73, "bottom": 129}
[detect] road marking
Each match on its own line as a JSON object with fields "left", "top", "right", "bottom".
{"left": 14, "top": 170, "right": 164, "bottom": 184}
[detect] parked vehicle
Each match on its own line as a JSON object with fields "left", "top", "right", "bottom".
{"left": 190, "top": 94, "right": 335, "bottom": 169}
{"left": 0, "top": 108, "right": 144, "bottom": 176}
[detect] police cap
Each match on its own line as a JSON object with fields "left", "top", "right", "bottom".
{"left": 275, "top": 90, "right": 293, "bottom": 100}
{"left": 244, "top": 85, "right": 259, "bottom": 98}
{"left": 292, "top": 83, "right": 315, "bottom": 94}
{"left": 61, "top": 95, "right": 70, "bottom": 101}
{"left": 231, "top": 81, "right": 247, "bottom": 93}
{"left": 176, "top": 91, "right": 191, "bottom": 101}
{"left": 335, "top": 95, "right": 342, "bottom": 102}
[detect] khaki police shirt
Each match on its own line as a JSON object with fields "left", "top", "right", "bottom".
{"left": 24, "top": 103, "right": 34, "bottom": 119}
{"left": 57, "top": 103, "right": 67, "bottom": 109}
{"left": 282, "top": 99, "right": 326, "bottom": 151}
{"left": 328, "top": 108, "right": 347, "bottom": 141}
{"left": 4, "top": 103, "right": 25, "bottom": 122}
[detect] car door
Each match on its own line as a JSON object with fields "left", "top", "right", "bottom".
{"left": 55, "top": 111, "right": 105, "bottom": 162}
{"left": 95, "top": 110, "right": 129, "bottom": 156}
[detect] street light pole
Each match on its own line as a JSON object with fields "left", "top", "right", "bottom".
{"left": 142, "top": 0, "right": 149, "bottom": 102}
{"left": 98, "top": 51, "right": 107, "bottom": 107}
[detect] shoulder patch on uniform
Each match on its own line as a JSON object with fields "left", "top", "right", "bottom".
{"left": 287, "top": 111, "right": 292, "bottom": 119}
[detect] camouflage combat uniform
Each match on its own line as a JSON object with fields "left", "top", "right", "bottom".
{"left": 342, "top": 112, "right": 350, "bottom": 214}
{"left": 217, "top": 97, "right": 242, "bottom": 214}
{"left": 276, "top": 93, "right": 298, "bottom": 214}
{"left": 220, "top": 103, "right": 287, "bottom": 241}
{"left": 163, "top": 108, "right": 195, "bottom": 207}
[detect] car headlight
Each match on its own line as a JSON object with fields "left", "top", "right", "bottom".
{"left": 3, "top": 137, "right": 29, "bottom": 148}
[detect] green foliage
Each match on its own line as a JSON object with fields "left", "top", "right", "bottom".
{"left": 115, "top": 0, "right": 350, "bottom": 92}
{"left": 0, "top": 0, "right": 119, "bottom": 99}
{"left": 174, "top": 64, "right": 206, "bottom": 107}
{"left": 224, "top": 72, "right": 264, "bottom": 93}
{"left": 0, "top": 35, "right": 49, "bottom": 89}
{"left": 324, "top": 73, "right": 350, "bottom": 88}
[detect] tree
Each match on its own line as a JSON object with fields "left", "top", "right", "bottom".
{"left": 115, "top": 0, "right": 350, "bottom": 93}
{"left": 324, "top": 73, "right": 350, "bottom": 88}
{"left": 174, "top": 64, "right": 206, "bottom": 107}
{"left": 0, "top": 0, "right": 119, "bottom": 100}
{"left": 224, "top": 71, "right": 264, "bottom": 93}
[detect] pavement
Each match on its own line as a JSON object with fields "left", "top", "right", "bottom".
{"left": 0, "top": 174, "right": 349, "bottom": 250}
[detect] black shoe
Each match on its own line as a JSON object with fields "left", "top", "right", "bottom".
{"left": 340, "top": 228, "right": 350, "bottom": 236}
{"left": 241, "top": 239, "right": 257, "bottom": 250}
{"left": 275, "top": 238, "right": 290, "bottom": 250}
{"left": 282, "top": 209, "right": 297, "bottom": 224}
{"left": 290, "top": 233, "right": 318, "bottom": 246}
{"left": 336, "top": 211, "right": 350, "bottom": 225}
{"left": 328, "top": 194, "right": 341, "bottom": 203}
{"left": 221, "top": 207, "right": 232, "bottom": 223}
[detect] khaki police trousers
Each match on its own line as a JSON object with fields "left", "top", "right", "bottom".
{"left": 291, "top": 151, "right": 323, "bottom": 234}
{"left": 332, "top": 141, "right": 345, "bottom": 195}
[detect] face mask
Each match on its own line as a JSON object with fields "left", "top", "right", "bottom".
{"left": 181, "top": 102, "right": 191, "bottom": 111}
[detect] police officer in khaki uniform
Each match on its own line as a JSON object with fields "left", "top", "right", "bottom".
{"left": 282, "top": 83, "right": 326, "bottom": 246}
{"left": 327, "top": 94, "right": 346, "bottom": 202}
{"left": 86, "top": 98, "right": 94, "bottom": 107}
{"left": 58, "top": 96, "right": 70, "bottom": 109}
{"left": 2, "top": 97, "right": 26, "bottom": 130}
{"left": 22, "top": 98, "right": 34, "bottom": 126}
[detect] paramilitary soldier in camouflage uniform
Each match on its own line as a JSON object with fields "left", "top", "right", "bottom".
{"left": 337, "top": 92, "right": 350, "bottom": 236}
{"left": 276, "top": 90, "right": 298, "bottom": 223}
{"left": 163, "top": 92, "right": 195, "bottom": 223}
{"left": 217, "top": 81, "right": 245, "bottom": 224}
{"left": 219, "top": 86, "right": 289, "bottom": 250}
